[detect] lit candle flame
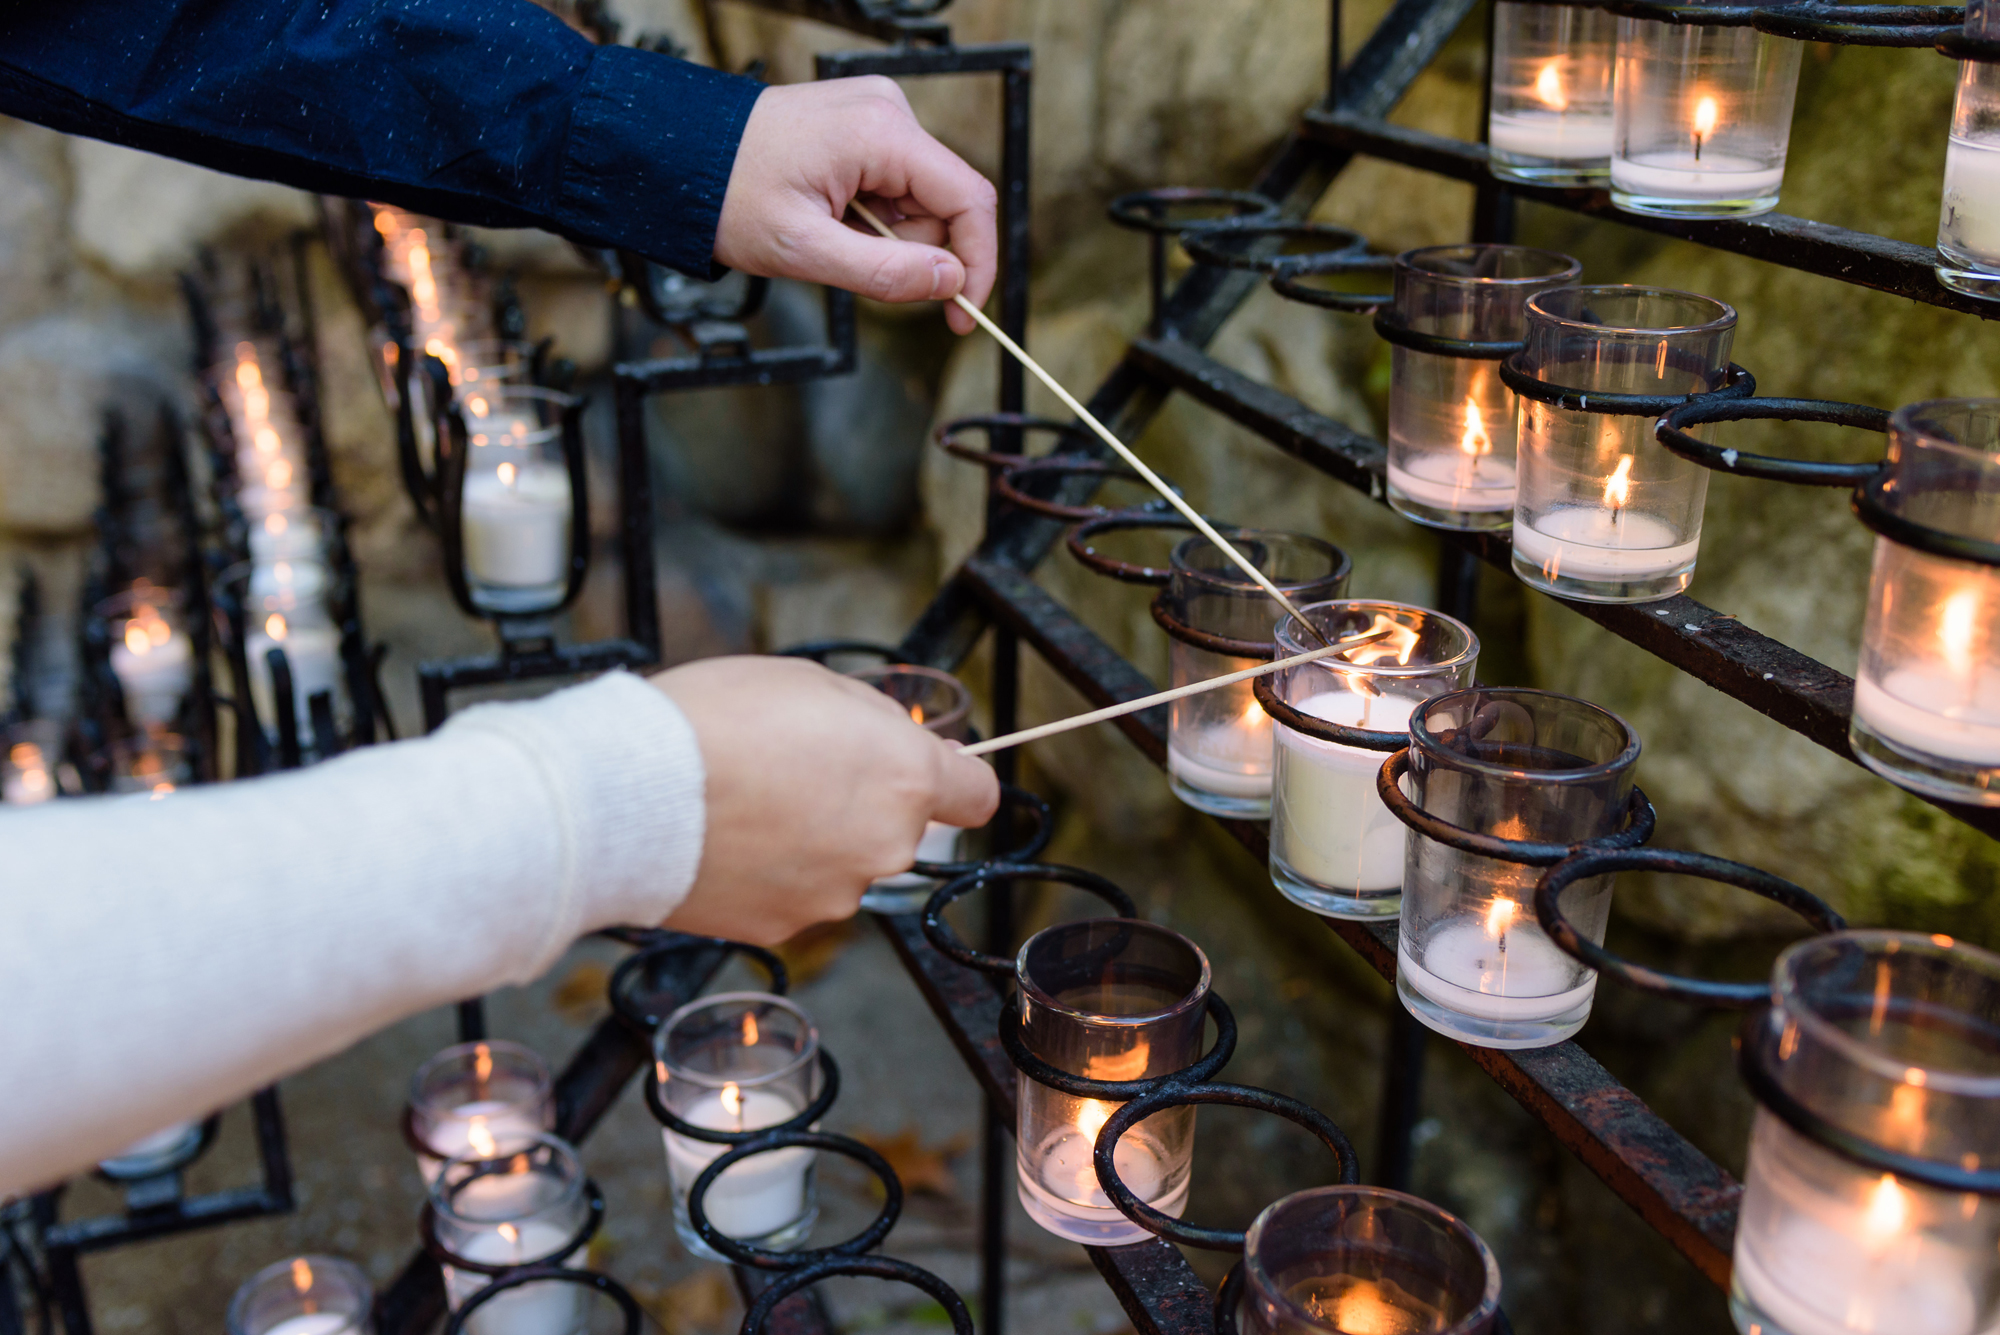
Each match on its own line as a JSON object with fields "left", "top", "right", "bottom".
{"left": 909, "top": 703, "right": 926, "bottom": 725}
{"left": 1341, "top": 613, "right": 1422, "bottom": 668}
{"left": 1862, "top": 1174, "right": 1909, "bottom": 1243}
{"left": 265, "top": 612, "right": 289, "bottom": 641}
{"left": 1485, "top": 897, "right": 1519, "bottom": 938}
{"left": 1534, "top": 59, "right": 1568, "bottom": 112}
{"left": 467, "top": 395, "right": 489, "bottom": 418}
{"left": 1603, "top": 455, "right": 1634, "bottom": 510}
{"left": 124, "top": 622, "right": 151, "bottom": 656}
{"left": 267, "top": 459, "right": 293, "bottom": 489}
{"left": 474, "top": 1043, "right": 493, "bottom": 1085}
{"left": 467, "top": 1117, "right": 497, "bottom": 1158}
{"left": 742, "top": 1011, "right": 759, "bottom": 1047}
{"left": 1075, "top": 1098, "right": 1114, "bottom": 1145}
{"left": 497, "top": 461, "right": 517, "bottom": 487}
{"left": 1940, "top": 586, "right": 1979, "bottom": 679}
{"left": 291, "top": 1258, "right": 313, "bottom": 1294}
{"left": 1326, "top": 1281, "right": 1408, "bottom": 1335}
{"left": 498, "top": 1222, "right": 520, "bottom": 1246}
{"left": 255, "top": 426, "right": 281, "bottom": 455}
{"left": 266, "top": 513, "right": 289, "bottom": 535}
{"left": 1692, "top": 96, "right": 1720, "bottom": 141}
{"left": 721, "top": 1082, "right": 743, "bottom": 1126}
{"left": 236, "top": 360, "right": 263, "bottom": 391}
{"left": 1459, "top": 395, "right": 1493, "bottom": 459}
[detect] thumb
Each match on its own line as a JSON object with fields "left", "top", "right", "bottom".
{"left": 931, "top": 743, "right": 1001, "bottom": 830}
{"left": 808, "top": 217, "right": 967, "bottom": 305}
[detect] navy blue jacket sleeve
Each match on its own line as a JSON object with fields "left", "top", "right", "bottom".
{"left": 0, "top": 0, "right": 764, "bottom": 276}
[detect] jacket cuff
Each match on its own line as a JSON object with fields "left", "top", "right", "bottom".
{"left": 443, "top": 671, "right": 706, "bottom": 973}
{"left": 556, "top": 45, "right": 763, "bottom": 278}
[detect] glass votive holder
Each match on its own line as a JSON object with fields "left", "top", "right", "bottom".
{"left": 1015, "top": 918, "right": 1207, "bottom": 1245}
{"left": 848, "top": 664, "right": 976, "bottom": 913}
{"left": 1511, "top": 285, "right": 1735, "bottom": 603}
{"left": 408, "top": 1040, "right": 556, "bottom": 1185}
{"left": 452, "top": 387, "right": 576, "bottom": 615}
{"left": 654, "top": 992, "right": 820, "bottom": 1259}
{"left": 3, "top": 721, "right": 58, "bottom": 805}
{"left": 242, "top": 595, "right": 346, "bottom": 740}
{"left": 1267, "top": 601, "right": 1479, "bottom": 922}
{"left": 97, "top": 1119, "right": 206, "bottom": 1180}
{"left": 248, "top": 508, "right": 331, "bottom": 564}
{"left": 1850, "top": 400, "right": 2000, "bottom": 805}
{"left": 1731, "top": 931, "right": 2000, "bottom": 1335}
{"left": 1385, "top": 245, "right": 1582, "bottom": 532}
{"left": 430, "top": 1133, "right": 589, "bottom": 1334}
{"left": 98, "top": 584, "right": 194, "bottom": 732}
{"left": 1608, "top": 12, "right": 1804, "bottom": 217}
{"left": 1395, "top": 688, "right": 1640, "bottom": 1049}
{"left": 1939, "top": 3, "right": 2000, "bottom": 298}
{"left": 1488, "top": 1, "right": 1618, "bottom": 186}
{"left": 1163, "top": 531, "right": 1351, "bottom": 818}
{"left": 1237, "top": 1186, "right": 1502, "bottom": 1335}
{"left": 227, "top": 1255, "right": 375, "bottom": 1335}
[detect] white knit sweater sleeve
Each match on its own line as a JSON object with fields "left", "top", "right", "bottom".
{"left": 0, "top": 670, "right": 705, "bottom": 1195}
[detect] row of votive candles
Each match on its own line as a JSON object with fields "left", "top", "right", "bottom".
{"left": 1490, "top": 0, "right": 2000, "bottom": 298}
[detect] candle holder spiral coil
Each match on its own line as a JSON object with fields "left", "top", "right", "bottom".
{"left": 1067, "top": 514, "right": 1257, "bottom": 587}
{"left": 1374, "top": 747, "right": 1658, "bottom": 865}
{"left": 610, "top": 937, "right": 790, "bottom": 1035}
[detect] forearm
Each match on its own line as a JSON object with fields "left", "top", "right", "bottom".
{"left": 0, "top": 0, "right": 761, "bottom": 274}
{"left": 0, "top": 672, "right": 703, "bottom": 1194}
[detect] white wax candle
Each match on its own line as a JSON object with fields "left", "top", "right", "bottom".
{"left": 1388, "top": 450, "right": 1518, "bottom": 513}
{"left": 109, "top": 624, "right": 194, "bottom": 729}
{"left": 443, "top": 1218, "right": 583, "bottom": 1335}
{"left": 1399, "top": 919, "right": 1595, "bottom": 1023}
{"left": 415, "top": 1101, "right": 549, "bottom": 1184}
{"left": 1273, "top": 691, "right": 1418, "bottom": 893}
{"left": 1511, "top": 506, "right": 1698, "bottom": 582}
{"left": 1489, "top": 110, "right": 1615, "bottom": 162}
{"left": 246, "top": 616, "right": 344, "bottom": 733}
{"left": 1854, "top": 666, "right": 2000, "bottom": 765}
{"left": 249, "top": 512, "right": 326, "bottom": 563}
{"left": 871, "top": 821, "right": 965, "bottom": 892}
{"left": 1940, "top": 134, "right": 2000, "bottom": 264}
{"left": 1610, "top": 150, "right": 1786, "bottom": 203}
{"left": 1168, "top": 712, "right": 1275, "bottom": 800}
{"left": 1035, "top": 1120, "right": 1167, "bottom": 1209}
{"left": 661, "top": 1087, "right": 813, "bottom": 1240}
{"left": 262, "top": 1314, "right": 361, "bottom": 1335}
{"left": 1736, "top": 1201, "right": 1982, "bottom": 1335}
{"left": 463, "top": 465, "right": 571, "bottom": 589}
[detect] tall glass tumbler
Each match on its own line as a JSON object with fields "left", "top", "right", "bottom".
{"left": 1385, "top": 245, "right": 1582, "bottom": 532}
{"left": 1238, "top": 1187, "right": 1503, "bottom": 1335}
{"left": 457, "top": 387, "right": 575, "bottom": 614}
{"left": 1850, "top": 401, "right": 2000, "bottom": 806}
{"left": 655, "top": 992, "right": 821, "bottom": 1259}
{"left": 1488, "top": 2, "right": 1619, "bottom": 186}
{"left": 1511, "top": 286, "right": 1735, "bottom": 603}
{"left": 1164, "top": 532, "right": 1350, "bottom": 818}
{"left": 1015, "top": 919, "right": 1209, "bottom": 1245}
{"left": 1396, "top": 689, "right": 1640, "bottom": 1049}
{"left": 1938, "top": 1, "right": 2000, "bottom": 300}
{"left": 430, "top": 1134, "right": 589, "bottom": 1335}
{"left": 1731, "top": 932, "right": 2000, "bottom": 1335}
{"left": 1268, "top": 601, "right": 1479, "bottom": 921}
{"left": 849, "top": 664, "right": 975, "bottom": 912}
{"left": 1610, "top": 7, "right": 1803, "bottom": 217}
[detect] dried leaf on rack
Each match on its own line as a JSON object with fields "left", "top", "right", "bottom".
{"left": 852, "top": 1124, "right": 971, "bottom": 1199}
{"left": 638, "top": 1267, "right": 739, "bottom": 1335}
{"left": 774, "top": 919, "right": 857, "bottom": 984}
{"left": 550, "top": 960, "right": 610, "bottom": 1023}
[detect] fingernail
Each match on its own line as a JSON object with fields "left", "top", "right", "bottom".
{"left": 929, "top": 258, "right": 953, "bottom": 300}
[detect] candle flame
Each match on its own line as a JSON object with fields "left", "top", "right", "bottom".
{"left": 1086, "top": 1041, "right": 1153, "bottom": 1083}
{"left": 1862, "top": 1174, "right": 1909, "bottom": 1242}
{"left": 466, "top": 394, "right": 489, "bottom": 418}
{"left": 1692, "top": 95, "right": 1720, "bottom": 141}
{"left": 1485, "top": 897, "right": 1519, "bottom": 939}
{"left": 267, "top": 459, "right": 293, "bottom": 489}
{"left": 497, "top": 461, "right": 517, "bottom": 487}
{"left": 1340, "top": 613, "right": 1422, "bottom": 668}
{"left": 255, "top": 426, "right": 281, "bottom": 455}
{"left": 721, "top": 1082, "right": 742, "bottom": 1118}
{"left": 1075, "top": 1098, "right": 1115, "bottom": 1145}
{"left": 123, "top": 605, "right": 171, "bottom": 655}
{"left": 1940, "top": 586, "right": 1980, "bottom": 678}
{"left": 236, "top": 360, "right": 263, "bottom": 391}
{"left": 467, "top": 1117, "right": 497, "bottom": 1158}
{"left": 909, "top": 703, "right": 926, "bottom": 725}
{"left": 1325, "top": 1281, "right": 1409, "bottom": 1335}
{"left": 373, "top": 208, "right": 398, "bottom": 239}
{"left": 1459, "top": 395, "right": 1493, "bottom": 459}
{"left": 266, "top": 513, "right": 289, "bottom": 535}
{"left": 265, "top": 612, "right": 289, "bottom": 641}
{"left": 291, "top": 1258, "right": 313, "bottom": 1294}
{"left": 1534, "top": 59, "right": 1568, "bottom": 111}
{"left": 124, "top": 623, "right": 150, "bottom": 655}
{"left": 742, "top": 1011, "right": 759, "bottom": 1047}
{"left": 498, "top": 1222, "right": 519, "bottom": 1245}
{"left": 1603, "top": 455, "right": 1634, "bottom": 510}
{"left": 473, "top": 1043, "right": 493, "bottom": 1084}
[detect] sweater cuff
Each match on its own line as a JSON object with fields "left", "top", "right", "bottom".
{"left": 443, "top": 672, "right": 706, "bottom": 974}
{"left": 556, "top": 45, "right": 763, "bottom": 278}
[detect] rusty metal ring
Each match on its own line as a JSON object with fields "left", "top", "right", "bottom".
{"left": 995, "top": 457, "right": 1182, "bottom": 521}
{"left": 1375, "top": 749, "right": 1656, "bottom": 866}
{"left": 1151, "top": 589, "right": 1280, "bottom": 659}
{"left": 933, "top": 413, "right": 1093, "bottom": 469}
{"left": 1067, "top": 514, "right": 1243, "bottom": 586}
{"left": 1251, "top": 673, "right": 1410, "bottom": 753}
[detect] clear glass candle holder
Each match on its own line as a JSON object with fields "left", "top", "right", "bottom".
{"left": 1850, "top": 400, "right": 2000, "bottom": 805}
{"left": 1386, "top": 245, "right": 1582, "bottom": 532}
{"left": 1164, "top": 531, "right": 1351, "bottom": 818}
{"left": 1489, "top": 1, "right": 1618, "bottom": 186}
{"left": 1731, "top": 932, "right": 2000, "bottom": 1335}
{"left": 848, "top": 664, "right": 975, "bottom": 913}
{"left": 234, "top": 574, "right": 346, "bottom": 741}
{"left": 1015, "top": 918, "right": 1208, "bottom": 1245}
{"left": 227, "top": 1255, "right": 375, "bottom": 1335}
{"left": 1939, "top": 3, "right": 2000, "bottom": 299}
{"left": 1609, "top": 9, "right": 1803, "bottom": 217}
{"left": 1396, "top": 688, "right": 1640, "bottom": 1049}
{"left": 248, "top": 508, "right": 332, "bottom": 564}
{"left": 654, "top": 992, "right": 820, "bottom": 1260}
{"left": 1511, "top": 286, "right": 1735, "bottom": 603}
{"left": 409, "top": 1040, "right": 556, "bottom": 1185}
{"left": 98, "top": 584, "right": 194, "bottom": 732}
{"left": 1269, "top": 601, "right": 1479, "bottom": 922}
{"left": 430, "top": 1134, "right": 589, "bottom": 1335}
{"left": 3, "top": 721, "right": 58, "bottom": 806}
{"left": 1237, "top": 1186, "right": 1502, "bottom": 1335}
{"left": 455, "top": 387, "right": 575, "bottom": 614}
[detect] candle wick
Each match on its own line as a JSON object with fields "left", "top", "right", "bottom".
{"left": 1694, "top": 129, "right": 1702, "bottom": 162}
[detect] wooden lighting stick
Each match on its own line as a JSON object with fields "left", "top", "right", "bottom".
{"left": 959, "top": 624, "right": 1392, "bottom": 758}
{"left": 848, "top": 200, "right": 1329, "bottom": 646}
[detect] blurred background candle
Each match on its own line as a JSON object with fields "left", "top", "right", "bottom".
{"left": 1384, "top": 245, "right": 1580, "bottom": 532}
{"left": 846, "top": 664, "right": 975, "bottom": 912}
{"left": 431, "top": 1135, "right": 589, "bottom": 1335}
{"left": 1849, "top": 400, "right": 2000, "bottom": 805}
{"left": 1511, "top": 286, "right": 1733, "bottom": 603}
{"left": 456, "top": 388, "right": 575, "bottom": 614}
{"left": 655, "top": 993, "right": 820, "bottom": 1258}
{"left": 1609, "top": 9, "right": 1803, "bottom": 216}
{"left": 408, "top": 1040, "right": 555, "bottom": 1185}
{"left": 1266, "top": 601, "right": 1478, "bottom": 921}
{"left": 245, "top": 605, "right": 344, "bottom": 738}
{"left": 1488, "top": 2, "right": 1617, "bottom": 185}
{"left": 1938, "top": 2, "right": 2000, "bottom": 299}
{"left": 226, "top": 1256, "right": 373, "bottom": 1335}
{"left": 1396, "top": 688, "right": 1639, "bottom": 1049}
{"left": 1161, "top": 530, "right": 1350, "bottom": 818}
{"left": 1731, "top": 932, "right": 2000, "bottom": 1335}
{"left": 102, "top": 587, "right": 192, "bottom": 730}
{"left": 3, "top": 735, "right": 54, "bottom": 805}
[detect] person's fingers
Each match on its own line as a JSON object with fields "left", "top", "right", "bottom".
{"left": 930, "top": 744, "right": 1000, "bottom": 828}
{"left": 882, "top": 132, "right": 997, "bottom": 334}
{"left": 800, "top": 215, "right": 966, "bottom": 304}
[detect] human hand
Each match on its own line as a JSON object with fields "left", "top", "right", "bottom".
{"left": 650, "top": 656, "right": 999, "bottom": 944}
{"left": 713, "top": 77, "right": 997, "bottom": 335}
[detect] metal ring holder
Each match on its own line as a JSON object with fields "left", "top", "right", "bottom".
{"left": 1370, "top": 312, "right": 1525, "bottom": 361}
{"left": 444, "top": 1266, "right": 643, "bottom": 1335}
{"left": 740, "top": 1255, "right": 976, "bottom": 1335}
{"left": 1499, "top": 351, "right": 1757, "bottom": 417}
{"left": 997, "top": 992, "right": 1240, "bottom": 1098}
{"left": 933, "top": 413, "right": 1095, "bottom": 470}
{"left": 923, "top": 862, "right": 1139, "bottom": 974}
{"left": 609, "top": 937, "right": 790, "bottom": 1034}
{"left": 1533, "top": 847, "right": 1846, "bottom": 1006}
{"left": 689, "top": 1132, "right": 903, "bottom": 1269}
{"left": 1150, "top": 589, "right": 1282, "bottom": 660}
{"left": 1939, "top": 27, "right": 2000, "bottom": 60}
{"left": 1375, "top": 749, "right": 1658, "bottom": 865}
{"left": 1750, "top": 1, "right": 1960, "bottom": 44}
{"left": 1654, "top": 395, "right": 1891, "bottom": 487}
{"left": 910, "top": 782, "right": 1056, "bottom": 878}
{"left": 394, "top": 345, "right": 452, "bottom": 529}
{"left": 1107, "top": 188, "right": 1282, "bottom": 334}
{"left": 1251, "top": 673, "right": 1410, "bottom": 752}
{"left": 995, "top": 456, "right": 1182, "bottom": 521}
{"left": 643, "top": 1050, "right": 842, "bottom": 1146}
{"left": 436, "top": 387, "right": 591, "bottom": 623}
{"left": 1067, "top": 514, "right": 1255, "bottom": 586}
{"left": 1852, "top": 465, "right": 2000, "bottom": 567}
{"left": 419, "top": 1174, "right": 607, "bottom": 1277}
{"left": 1180, "top": 219, "right": 1372, "bottom": 275}
{"left": 1265, "top": 246, "right": 1400, "bottom": 314}
{"left": 94, "top": 1113, "right": 223, "bottom": 1183}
